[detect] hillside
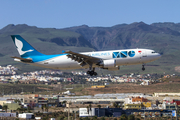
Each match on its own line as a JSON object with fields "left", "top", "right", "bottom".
{"left": 85, "top": 81, "right": 180, "bottom": 95}
{"left": 65, "top": 22, "right": 180, "bottom": 50}
{"left": 64, "top": 22, "right": 180, "bottom": 74}
{"left": 0, "top": 22, "right": 180, "bottom": 74}
{"left": 0, "top": 24, "right": 95, "bottom": 72}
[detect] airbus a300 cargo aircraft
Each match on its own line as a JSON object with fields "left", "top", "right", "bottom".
{"left": 11, "top": 35, "right": 161, "bottom": 76}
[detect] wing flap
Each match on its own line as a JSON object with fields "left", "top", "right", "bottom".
{"left": 64, "top": 50, "right": 101, "bottom": 66}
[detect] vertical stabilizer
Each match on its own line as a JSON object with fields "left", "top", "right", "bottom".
{"left": 11, "top": 35, "right": 44, "bottom": 58}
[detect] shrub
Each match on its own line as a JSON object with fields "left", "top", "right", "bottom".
{"left": 100, "top": 116, "right": 105, "bottom": 120}
{"left": 119, "top": 114, "right": 128, "bottom": 120}
{"left": 128, "top": 114, "right": 135, "bottom": 120}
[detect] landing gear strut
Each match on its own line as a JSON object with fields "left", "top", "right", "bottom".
{"left": 142, "top": 64, "right": 145, "bottom": 71}
{"left": 87, "top": 67, "right": 97, "bottom": 76}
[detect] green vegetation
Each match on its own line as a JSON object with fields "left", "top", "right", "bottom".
{"left": 0, "top": 84, "right": 53, "bottom": 95}
{"left": 2, "top": 104, "right": 8, "bottom": 112}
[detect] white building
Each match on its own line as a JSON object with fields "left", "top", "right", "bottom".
{"left": 79, "top": 108, "right": 95, "bottom": 117}
{"left": 18, "top": 113, "right": 34, "bottom": 119}
{"left": 140, "top": 80, "right": 149, "bottom": 85}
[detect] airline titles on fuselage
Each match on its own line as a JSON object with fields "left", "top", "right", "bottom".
{"left": 91, "top": 52, "right": 110, "bottom": 57}
{"left": 91, "top": 50, "right": 136, "bottom": 58}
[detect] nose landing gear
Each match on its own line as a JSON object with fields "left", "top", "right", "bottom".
{"left": 142, "top": 64, "right": 145, "bottom": 71}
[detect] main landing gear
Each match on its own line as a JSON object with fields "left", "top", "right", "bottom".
{"left": 87, "top": 67, "right": 97, "bottom": 76}
{"left": 142, "top": 64, "right": 145, "bottom": 71}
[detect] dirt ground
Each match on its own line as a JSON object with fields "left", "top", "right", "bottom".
{"left": 82, "top": 78, "right": 180, "bottom": 95}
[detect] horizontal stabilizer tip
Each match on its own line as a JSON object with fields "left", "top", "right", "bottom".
{"left": 11, "top": 56, "right": 32, "bottom": 63}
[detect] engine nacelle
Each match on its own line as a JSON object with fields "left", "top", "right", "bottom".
{"left": 101, "top": 59, "right": 120, "bottom": 71}
{"left": 103, "top": 59, "right": 116, "bottom": 68}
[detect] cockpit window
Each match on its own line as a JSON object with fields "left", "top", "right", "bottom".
{"left": 152, "top": 51, "right": 156, "bottom": 53}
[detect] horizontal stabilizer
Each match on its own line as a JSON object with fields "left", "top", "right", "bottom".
{"left": 11, "top": 56, "right": 32, "bottom": 63}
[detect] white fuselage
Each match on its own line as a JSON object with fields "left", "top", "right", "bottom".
{"left": 31, "top": 48, "right": 161, "bottom": 70}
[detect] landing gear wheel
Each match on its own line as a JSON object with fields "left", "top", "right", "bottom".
{"left": 87, "top": 71, "right": 97, "bottom": 76}
{"left": 87, "top": 67, "right": 97, "bottom": 76}
{"left": 89, "top": 71, "right": 94, "bottom": 76}
{"left": 94, "top": 72, "right": 97, "bottom": 76}
{"left": 142, "top": 65, "right": 145, "bottom": 71}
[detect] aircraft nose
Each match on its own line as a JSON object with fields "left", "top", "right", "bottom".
{"left": 156, "top": 53, "right": 161, "bottom": 59}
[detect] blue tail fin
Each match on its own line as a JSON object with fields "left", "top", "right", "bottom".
{"left": 11, "top": 35, "right": 44, "bottom": 58}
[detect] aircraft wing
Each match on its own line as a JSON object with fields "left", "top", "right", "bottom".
{"left": 64, "top": 50, "right": 101, "bottom": 66}
{"left": 11, "top": 56, "right": 32, "bottom": 63}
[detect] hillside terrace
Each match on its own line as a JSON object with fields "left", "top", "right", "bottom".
{"left": 0, "top": 65, "right": 176, "bottom": 85}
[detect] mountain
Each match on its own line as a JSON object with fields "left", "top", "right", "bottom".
{"left": 0, "top": 24, "right": 95, "bottom": 63}
{"left": 151, "top": 22, "right": 180, "bottom": 32}
{"left": 0, "top": 22, "right": 180, "bottom": 74}
{"left": 64, "top": 22, "right": 180, "bottom": 50}
{"left": 64, "top": 22, "right": 180, "bottom": 74}
{"left": 0, "top": 24, "right": 96, "bottom": 73}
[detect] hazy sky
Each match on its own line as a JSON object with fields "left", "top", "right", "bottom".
{"left": 0, "top": 0, "right": 180, "bottom": 29}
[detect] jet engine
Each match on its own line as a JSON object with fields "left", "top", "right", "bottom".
{"left": 100, "top": 59, "right": 120, "bottom": 71}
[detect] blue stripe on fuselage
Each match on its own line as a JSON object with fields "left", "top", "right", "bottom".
{"left": 24, "top": 54, "right": 67, "bottom": 63}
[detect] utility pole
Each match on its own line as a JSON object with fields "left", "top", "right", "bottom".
{"left": 176, "top": 104, "right": 178, "bottom": 120}
{"left": 67, "top": 101, "right": 72, "bottom": 120}
{"left": 68, "top": 101, "right": 70, "bottom": 120}
{"left": 144, "top": 109, "right": 145, "bottom": 120}
{"left": 75, "top": 111, "right": 76, "bottom": 120}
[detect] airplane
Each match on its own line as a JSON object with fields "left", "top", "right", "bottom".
{"left": 11, "top": 35, "right": 161, "bottom": 76}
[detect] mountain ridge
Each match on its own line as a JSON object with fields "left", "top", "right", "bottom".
{"left": 0, "top": 22, "right": 180, "bottom": 74}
